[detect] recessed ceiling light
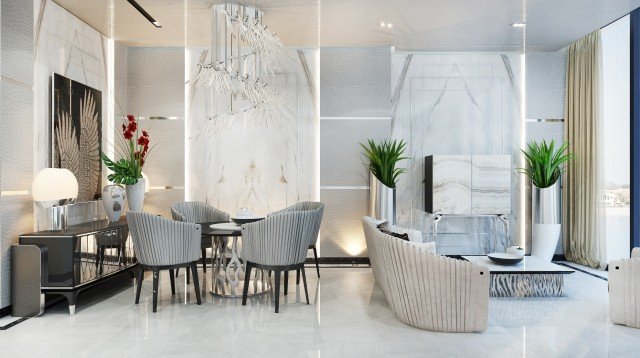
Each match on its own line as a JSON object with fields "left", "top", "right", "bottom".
{"left": 512, "top": 23, "right": 526, "bottom": 28}
{"left": 380, "top": 21, "right": 386, "bottom": 27}
{"left": 386, "top": 23, "right": 393, "bottom": 28}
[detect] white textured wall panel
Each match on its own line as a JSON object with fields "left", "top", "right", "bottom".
{"left": 320, "top": 189, "right": 369, "bottom": 257}
{"left": 0, "top": 0, "right": 34, "bottom": 85}
{"left": 127, "top": 47, "right": 185, "bottom": 117}
{"left": 0, "top": 0, "right": 34, "bottom": 309}
{"left": 320, "top": 47, "right": 391, "bottom": 117}
{"left": 320, "top": 119, "right": 391, "bottom": 187}
{"left": 137, "top": 118, "right": 184, "bottom": 187}
{"left": 526, "top": 49, "right": 567, "bottom": 120}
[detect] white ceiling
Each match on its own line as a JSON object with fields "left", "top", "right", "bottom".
{"left": 53, "top": 0, "right": 640, "bottom": 51}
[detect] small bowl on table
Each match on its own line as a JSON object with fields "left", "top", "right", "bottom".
{"left": 487, "top": 252, "right": 524, "bottom": 265}
{"left": 230, "top": 217, "right": 263, "bottom": 225}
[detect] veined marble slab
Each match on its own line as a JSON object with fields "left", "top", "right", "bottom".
{"left": 472, "top": 155, "right": 511, "bottom": 214}
{"left": 431, "top": 155, "right": 471, "bottom": 214}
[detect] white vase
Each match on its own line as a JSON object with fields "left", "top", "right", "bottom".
{"left": 126, "top": 177, "right": 146, "bottom": 212}
{"left": 370, "top": 175, "right": 396, "bottom": 224}
{"left": 102, "top": 184, "right": 126, "bottom": 222}
{"left": 531, "top": 182, "right": 561, "bottom": 261}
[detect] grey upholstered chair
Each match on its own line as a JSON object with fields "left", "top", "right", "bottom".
{"left": 171, "top": 201, "right": 230, "bottom": 281}
{"left": 268, "top": 202, "right": 325, "bottom": 281}
{"left": 609, "top": 248, "right": 640, "bottom": 328}
{"left": 241, "top": 209, "right": 321, "bottom": 313}
{"left": 362, "top": 216, "right": 490, "bottom": 332}
{"left": 127, "top": 212, "right": 203, "bottom": 313}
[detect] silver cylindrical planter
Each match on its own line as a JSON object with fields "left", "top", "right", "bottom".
{"left": 531, "top": 181, "right": 561, "bottom": 261}
{"left": 532, "top": 181, "right": 561, "bottom": 225}
{"left": 370, "top": 175, "right": 396, "bottom": 224}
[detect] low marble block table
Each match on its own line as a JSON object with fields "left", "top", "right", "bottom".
{"left": 462, "top": 256, "right": 575, "bottom": 297}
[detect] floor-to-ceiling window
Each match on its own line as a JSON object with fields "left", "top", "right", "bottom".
{"left": 602, "top": 15, "right": 631, "bottom": 260}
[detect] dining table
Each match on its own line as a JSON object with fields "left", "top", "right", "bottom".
{"left": 200, "top": 221, "right": 271, "bottom": 298}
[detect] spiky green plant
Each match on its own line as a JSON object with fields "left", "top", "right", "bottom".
{"left": 518, "top": 139, "right": 574, "bottom": 188}
{"left": 360, "top": 139, "right": 409, "bottom": 188}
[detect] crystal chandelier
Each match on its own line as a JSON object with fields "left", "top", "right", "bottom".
{"left": 190, "top": 4, "right": 294, "bottom": 137}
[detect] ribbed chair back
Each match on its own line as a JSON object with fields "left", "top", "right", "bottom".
{"left": 127, "top": 212, "right": 201, "bottom": 267}
{"left": 171, "top": 201, "right": 230, "bottom": 223}
{"left": 241, "top": 211, "right": 314, "bottom": 267}
{"left": 609, "top": 248, "right": 640, "bottom": 328}
{"left": 268, "top": 202, "right": 324, "bottom": 247}
{"left": 362, "top": 216, "right": 490, "bottom": 333}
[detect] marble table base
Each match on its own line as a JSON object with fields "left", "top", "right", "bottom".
{"left": 210, "top": 236, "right": 271, "bottom": 298}
{"left": 489, "top": 273, "right": 564, "bottom": 297}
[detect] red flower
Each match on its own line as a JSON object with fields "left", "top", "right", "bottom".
{"left": 121, "top": 123, "right": 126, "bottom": 132}
{"left": 127, "top": 114, "right": 135, "bottom": 123}
{"left": 142, "top": 130, "right": 149, "bottom": 137}
{"left": 126, "top": 121, "right": 137, "bottom": 133}
{"left": 137, "top": 135, "right": 149, "bottom": 146}
{"left": 123, "top": 130, "right": 133, "bottom": 140}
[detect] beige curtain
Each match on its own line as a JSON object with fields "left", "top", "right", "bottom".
{"left": 563, "top": 30, "right": 607, "bottom": 269}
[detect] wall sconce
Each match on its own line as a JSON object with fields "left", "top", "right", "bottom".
{"left": 32, "top": 168, "right": 78, "bottom": 230}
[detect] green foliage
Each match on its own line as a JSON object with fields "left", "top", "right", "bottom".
{"left": 518, "top": 139, "right": 574, "bottom": 188}
{"left": 360, "top": 139, "right": 409, "bottom": 188}
{"left": 100, "top": 152, "right": 142, "bottom": 185}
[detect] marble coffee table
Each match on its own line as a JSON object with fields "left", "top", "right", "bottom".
{"left": 462, "top": 255, "right": 575, "bottom": 297}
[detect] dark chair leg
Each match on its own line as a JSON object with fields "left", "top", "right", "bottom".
{"left": 190, "top": 263, "right": 202, "bottom": 305}
{"left": 284, "top": 271, "right": 289, "bottom": 295}
{"left": 169, "top": 269, "right": 176, "bottom": 295}
{"left": 201, "top": 248, "right": 207, "bottom": 272}
{"left": 135, "top": 268, "right": 144, "bottom": 304}
{"left": 296, "top": 269, "right": 300, "bottom": 285}
{"left": 186, "top": 267, "right": 191, "bottom": 284}
{"left": 152, "top": 269, "right": 159, "bottom": 313}
{"left": 242, "top": 262, "right": 253, "bottom": 306}
{"left": 99, "top": 246, "right": 105, "bottom": 275}
{"left": 274, "top": 270, "right": 281, "bottom": 313}
{"left": 175, "top": 268, "right": 179, "bottom": 277}
{"left": 301, "top": 266, "right": 309, "bottom": 304}
{"left": 312, "top": 246, "right": 320, "bottom": 278}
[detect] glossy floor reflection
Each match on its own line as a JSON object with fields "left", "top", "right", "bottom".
{"left": 0, "top": 266, "right": 639, "bottom": 357}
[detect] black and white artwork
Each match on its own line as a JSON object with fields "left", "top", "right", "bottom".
{"left": 52, "top": 73, "right": 102, "bottom": 202}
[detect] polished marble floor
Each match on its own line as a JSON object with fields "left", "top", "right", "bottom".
{"left": 0, "top": 265, "right": 639, "bottom": 357}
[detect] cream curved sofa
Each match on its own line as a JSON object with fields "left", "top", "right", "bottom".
{"left": 362, "top": 216, "right": 490, "bottom": 332}
{"left": 609, "top": 248, "right": 640, "bottom": 328}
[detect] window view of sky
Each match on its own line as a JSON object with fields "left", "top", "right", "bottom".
{"left": 602, "top": 15, "right": 630, "bottom": 188}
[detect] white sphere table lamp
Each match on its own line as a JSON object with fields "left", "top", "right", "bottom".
{"left": 32, "top": 168, "right": 79, "bottom": 230}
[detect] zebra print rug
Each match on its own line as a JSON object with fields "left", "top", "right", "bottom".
{"left": 490, "top": 273, "right": 564, "bottom": 297}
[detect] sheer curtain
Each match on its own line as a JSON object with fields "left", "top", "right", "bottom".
{"left": 563, "top": 30, "right": 607, "bottom": 268}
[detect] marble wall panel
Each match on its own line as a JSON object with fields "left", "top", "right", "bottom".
{"left": 186, "top": 48, "right": 319, "bottom": 217}
{"left": 392, "top": 53, "right": 524, "bottom": 252}
{"left": 34, "top": 0, "right": 110, "bottom": 174}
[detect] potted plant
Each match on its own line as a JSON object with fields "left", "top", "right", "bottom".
{"left": 100, "top": 114, "right": 152, "bottom": 212}
{"left": 519, "top": 139, "right": 574, "bottom": 261}
{"left": 360, "top": 139, "right": 409, "bottom": 224}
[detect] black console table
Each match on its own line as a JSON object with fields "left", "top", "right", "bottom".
{"left": 18, "top": 219, "right": 137, "bottom": 315}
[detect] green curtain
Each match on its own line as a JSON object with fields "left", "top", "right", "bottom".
{"left": 563, "top": 30, "right": 607, "bottom": 268}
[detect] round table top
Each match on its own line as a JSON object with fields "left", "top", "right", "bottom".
{"left": 199, "top": 221, "right": 242, "bottom": 236}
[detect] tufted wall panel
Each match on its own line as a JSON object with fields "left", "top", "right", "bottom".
{"left": 0, "top": 0, "right": 34, "bottom": 309}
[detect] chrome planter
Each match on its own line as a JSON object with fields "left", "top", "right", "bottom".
{"left": 370, "top": 175, "right": 396, "bottom": 224}
{"left": 531, "top": 182, "right": 561, "bottom": 261}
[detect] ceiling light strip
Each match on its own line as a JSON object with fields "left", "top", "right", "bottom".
{"left": 126, "top": 0, "right": 162, "bottom": 28}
